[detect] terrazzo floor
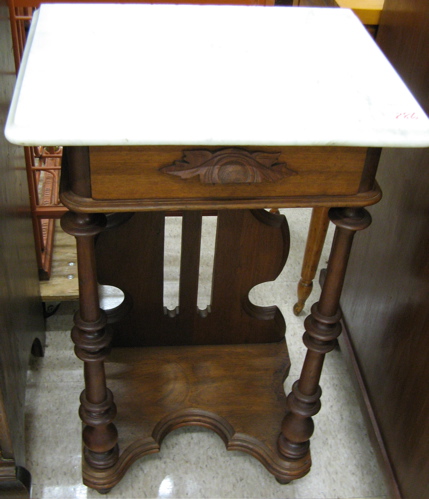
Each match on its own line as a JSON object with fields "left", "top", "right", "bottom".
{"left": 26, "top": 208, "right": 388, "bottom": 499}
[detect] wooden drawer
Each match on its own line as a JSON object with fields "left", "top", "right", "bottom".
{"left": 90, "top": 145, "right": 367, "bottom": 200}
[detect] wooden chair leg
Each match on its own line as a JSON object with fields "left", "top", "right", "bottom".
{"left": 279, "top": 207, "right": 372, "bottom": 461}
{"left": 293, "top": 207, "right": 330, "bottom": 315}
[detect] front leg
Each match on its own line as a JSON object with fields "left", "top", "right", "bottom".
{"left": 279, "top": 207, "right": 371, "bottom": 461}
{"left": 61, "top": 212, "right": 119, "bottom": 479}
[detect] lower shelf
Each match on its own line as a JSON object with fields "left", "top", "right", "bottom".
{"left": 83, "top": 340, "right": 311, "bottom": 491}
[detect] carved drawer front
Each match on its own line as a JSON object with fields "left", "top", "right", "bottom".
{"left": 89, "top": 145, "right": 367, "bottom": 201}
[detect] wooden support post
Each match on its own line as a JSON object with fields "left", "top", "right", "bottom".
{"left": 279, "top": 207, "right": 372, "bottom": 461}
{"left": 61, "top": 212, "right": 119, "bottom": 489}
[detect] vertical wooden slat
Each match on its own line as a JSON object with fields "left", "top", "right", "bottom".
{"left": 179, "top": 211, "right": 202, "bottom": 315}
{"left": 210, "top": 210, "right": 243, "bottom": 315}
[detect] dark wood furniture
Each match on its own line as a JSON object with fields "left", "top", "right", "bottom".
{"left": 6, "top": 4, "right": 429, "bottom": 493}
{"left": 60, "top": 146, "right": 380, "bottom": 493}
{"left": 0, "top": 1, "right": 45, "bottom": 495}
{"left": 339, "top": 1, "right": 429, "bottom": 498}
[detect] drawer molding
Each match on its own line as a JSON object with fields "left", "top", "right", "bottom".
{"left": 159, "top": 148, "right": 296, "bottom": 184}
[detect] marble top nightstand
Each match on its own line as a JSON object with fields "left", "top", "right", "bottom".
{"left": 6, "top": 4, "right": 429, "bottom": 148}
{"left": 5, "top": 4, "right": 429, "bottom": 493}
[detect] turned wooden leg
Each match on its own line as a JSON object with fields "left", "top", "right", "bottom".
{"left": 61, "top": 212, "right": 119, "bottom": 471}
{"left": 279, "top": 207, "right": 371, "bottom": 461}
{"left": 293, "top": 207, "right": 330, "bottom": 316}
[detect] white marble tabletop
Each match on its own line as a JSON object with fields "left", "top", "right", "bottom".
{"left": 5, "top": 4, "right": 429, "bottom": 147}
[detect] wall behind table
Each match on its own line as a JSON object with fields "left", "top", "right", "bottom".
{"left": 339, "top": 1, "right": 429, "bottom": 498}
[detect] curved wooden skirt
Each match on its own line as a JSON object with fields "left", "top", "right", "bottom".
{"left": 82, "top": 341, "right": 311, "bottom": 490}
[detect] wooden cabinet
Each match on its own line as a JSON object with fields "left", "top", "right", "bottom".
{"left": 0, "top": 1, "right": 45, "bottom": 496}
{"left": 339, "top": 1, "right": 429, "bottom": 498}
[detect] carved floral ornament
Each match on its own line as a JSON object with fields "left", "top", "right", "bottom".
{"left": 160, "top": 148, "right": 295, "bottom": 184}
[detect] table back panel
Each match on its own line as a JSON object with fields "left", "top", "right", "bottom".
{"left": 95, "top": 209, "right": 289, "bottom": 346}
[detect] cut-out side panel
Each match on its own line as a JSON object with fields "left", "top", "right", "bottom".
{"left": 99, "top": 284, "right": 125, "bottom": 311}
{"left": 98, "top": 284, "right": 133, "bottom": 326}
{"left": 103, "top": 293, "right": 133, "bottom": 326}
{"left": 207, "top": 209, "right": 289, "bottom": 344}
{"left": 95, "top": 212, "right": 166, "bottom": 346}
{"left": 104, "top": 212, "right": 134, "bottom": 230}
{"left": 95, "top": 209, "right": 289, "bottom": 347}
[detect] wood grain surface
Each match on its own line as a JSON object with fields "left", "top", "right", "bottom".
{"left": 89, "top": 146, "right": 367, "bottom": 201}
{"left": 340, "top": 2, "right": 429, "bottom": 497}
{"left": 82, "top": 342, "right": 312, "bottom": 491}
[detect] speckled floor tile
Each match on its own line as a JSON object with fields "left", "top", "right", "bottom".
{"left": 292, "top": 372, "right": 388, "bottom": 499}
{"left": 26, "top": 209, "right": 387, "bottom": 498}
